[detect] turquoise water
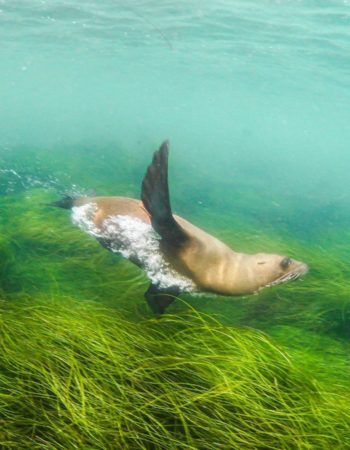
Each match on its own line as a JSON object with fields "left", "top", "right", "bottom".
{"left": 1, "top": 1, "right": 350, "bottom": 201}
{"left": 1, "top": 0, "right": 350, "bottom": 332}
{"left": 1, "top": 2, "right": 350, "bottom": 448}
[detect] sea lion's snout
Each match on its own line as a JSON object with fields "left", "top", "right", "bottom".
{"left": 253, "top": 253, "right": 308, "bottom": 292}
{"left": 281, "top": 257, "right": 308, "bottom": 277}
{"left": 274, "top": 256, "right": 308, "bottom": 286}
{"left": 296, "top": 261, "right": 309, "bottom": 277}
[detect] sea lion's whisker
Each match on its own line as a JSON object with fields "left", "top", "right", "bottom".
{"left": 266, "top": 270, "right": 302, "bottom": 288}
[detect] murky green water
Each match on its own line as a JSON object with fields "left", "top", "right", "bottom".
{"left": 1, "top": 1, "right": 350, "bottom": 448}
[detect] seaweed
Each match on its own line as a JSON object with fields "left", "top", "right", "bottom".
{"left": 0, "top": 297, "right": 349, "bottom": 449}
{"left": 1, "top": 156, "right": 350, "bottom": 448}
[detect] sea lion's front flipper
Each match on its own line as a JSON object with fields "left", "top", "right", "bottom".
{"left": 144, "top": 283, "right": 179, "bottom": 314}
{"left": 141, "top": 141, "right": 188, "bottom": 247}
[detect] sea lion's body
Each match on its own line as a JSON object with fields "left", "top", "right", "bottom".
{"left": 73, "top": 195, "right": 293, "bottom": 296}
{"left": 55, "top": 141, "right": 308, "bottom": 314}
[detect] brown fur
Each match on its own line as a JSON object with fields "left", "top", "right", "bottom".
{"left": 73, "top": 196, "right": 308, "bottom": 295}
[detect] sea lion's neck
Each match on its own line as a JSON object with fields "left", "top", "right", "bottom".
{"left": 225, "top": 252, "right": 262, "bottom": 294}
{"left": 193, "top": 249, "right": 262, "bottom": 296}
{"left": 215, "top": 251, "right": 260, "bottom": 295}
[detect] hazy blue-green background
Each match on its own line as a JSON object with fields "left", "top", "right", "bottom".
{"left": 1, "top": 0, "right": 350, "bottom": 200}
{"left": 1, "top": 0, "right": 350, "bottom": 337}
{"left": 2, "top": 5, "right": 350, "bottom": 447}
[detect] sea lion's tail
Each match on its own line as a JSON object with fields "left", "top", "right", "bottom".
{"left": 49, "top": 195, "right": 76, "bottom": 209}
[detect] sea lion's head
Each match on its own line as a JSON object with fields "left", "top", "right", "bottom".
{"left": 251, "top": 253, "right": 308, "bottom": 292}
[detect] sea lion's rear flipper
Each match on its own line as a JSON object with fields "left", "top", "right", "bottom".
{"left": 141, "top": 141, "right": 188, "bottom": 247}
{"left": 144, "top": 283, "right": 179, "bottom": 314}
{"left": 50, "top": 195, "right": 76, "bottom": 209}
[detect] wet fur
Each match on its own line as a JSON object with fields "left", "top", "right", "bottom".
{"left": 55, "top": 141, "right": 308, "bottom": 313}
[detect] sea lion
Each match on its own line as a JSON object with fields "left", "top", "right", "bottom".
{"left": 53, "top": 141, "right": 308, "bottom": 314}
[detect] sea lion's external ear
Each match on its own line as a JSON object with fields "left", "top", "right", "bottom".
{"left": 141, "top": 141, "right": 188, "bottom": 247}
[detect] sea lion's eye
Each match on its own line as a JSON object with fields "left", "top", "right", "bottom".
{"left": 280, "top": 257, "right": 292, "bottom": 270}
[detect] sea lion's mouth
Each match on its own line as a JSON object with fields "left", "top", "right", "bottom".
{"left": 267, "top": 263, "right": 309, "bottom": 288}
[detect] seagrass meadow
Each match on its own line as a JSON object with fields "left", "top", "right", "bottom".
{"left": 2, "top": 0, "right": 350, "bottom": 448}
{"left": 0, "top": 166, "right": 350, "bottom": 449}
